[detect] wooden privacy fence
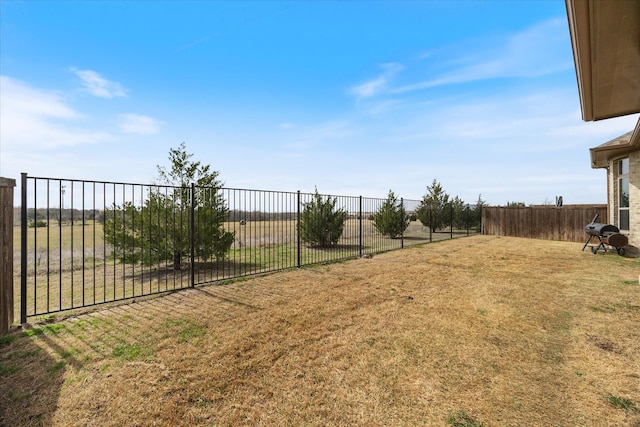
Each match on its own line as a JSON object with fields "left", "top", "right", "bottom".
{"left": 0, "top": 178, "right": 16, "bottom": 335}
{"left": 482, "top": 205, "right": 608, "bottom": 243}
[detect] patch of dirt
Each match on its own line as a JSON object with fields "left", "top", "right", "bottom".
{"left": 586, "top": 334, "right": 618, "bottom": 353}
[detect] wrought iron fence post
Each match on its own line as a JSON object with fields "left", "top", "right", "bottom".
{"left": 450, "top": 202, "right": 454, "bottom": 239}
{"left": 20, "top": 173, "right": 27, "bottom": 324}
{"left": 297, "top": 190, "right": 301, "bottom": 268}
{"left": 429, "top": 202, "right": 433, "bottom": 243}
{"left": 359, "top": 196, "right": 363, "bottom": 257}
{"left": 190, "top": 183, "right": 195, "bottom": 288}
{"left": 400, "top": 197, "right": 404, "bottom": 249}
{"left": 466, "top": 204, "right": 470, "bottom": 236}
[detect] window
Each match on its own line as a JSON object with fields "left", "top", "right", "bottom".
{"left": 618, "top": 158, "right": 629, "bottom": 231}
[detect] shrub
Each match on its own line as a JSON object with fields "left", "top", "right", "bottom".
{"left": 372, "top": 190, "right": 409, "bottom": 238}
{"left": 416, "top": 179, "right": 450, "bottom": 231}
{"left": 27, "top": 220, "right": 47, "bottom": 228}
{"left": 104, "top": 143, "right": 234, "bottom": 269}
{"left": 299, "top": 189, "right": 347, "bottom": 247}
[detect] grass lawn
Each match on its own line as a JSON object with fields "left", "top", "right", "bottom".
{"left": 15, "top": 219, "right": 474, "bottom": 318}
{"left": 1, "top": 235, "right": 639, "bottom": 426}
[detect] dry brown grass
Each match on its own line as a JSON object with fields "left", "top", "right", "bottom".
{"left": 1, "top": 235, "right": 639, "bottom": 426}
{"left": 15, "top": 219, "right": 469, "bottom": 318}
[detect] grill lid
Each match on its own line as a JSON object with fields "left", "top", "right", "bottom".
{"left": 584, "top": 223, "right": 620, "bottom": 236}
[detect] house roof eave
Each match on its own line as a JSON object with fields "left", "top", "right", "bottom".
{"left": 590, "top": 118, "right": 640, "bottom": 168}
{"left": 566, "top": 0, "right": 640, "bottom": 122}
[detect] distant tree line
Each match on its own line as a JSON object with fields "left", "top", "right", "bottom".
{"left": 14, "top": 207, "right": 300, "bottom": 227}
{"left": 14, "top": 207, "right": 104, "bottom": 227}
{"left": 228, "top": 210, "right": 296, "bottom": 222}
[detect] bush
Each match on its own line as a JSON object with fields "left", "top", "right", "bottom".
{"left": 451, "top": 196, "right": 466, "bottom": 230}
{"left": 299, "top": 189, "right": 347, "bottom": 247}
{"left": 416, "top": 179, "right": 450, "bottom": 231}
{"left": 104, "top": 143, "right": 234, "bottom": 269}
{"left": 28, "top": 220, "right": 47, "bottom": 228}
{"left": 372, "top": 190, "right": 409, "bottom": 238}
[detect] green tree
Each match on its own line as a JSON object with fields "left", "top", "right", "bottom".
{"left": 299, "top": 189, "right": 347, "bottom": 247}
{"left": 104, "top": 143, "right": 234, "bottom": 269}
{"left": 472, "top": 194, "right": 486, "bottom": 232}
{"left": 416, "top": 179, "right": 450, "bottom": 231}
{"left": 372, "top": 190, "right": 409, "bottom": 238}
{"left": 451, "top": 195, "right": 466, "bottom": 230}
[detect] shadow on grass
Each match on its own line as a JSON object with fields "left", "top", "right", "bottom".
{"left": 0, "top": 324, "right": 69, "bottom": 426}
{"left": 11, "top": 274, "right": 310, "bottom": 420}
{"left": 401, "top": 236, "right": 433, "bottom": 242}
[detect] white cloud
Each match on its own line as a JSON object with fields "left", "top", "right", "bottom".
{"left": 0, "top": 75, "right": 112, "bottom": 151}
{"left": 70, "top": 67, "right": 128, "bottom": 98}
{"left": 275, "top": 81, "right": 628, "bottom": 205}
{"left": 1, "top": 75, "right": 78, "bottom": 119}
{"left": 118, "top": 114, "right": 163, "bottom": 135}
{"left": 377, "top": 88, "right": 595, "bottom": 150}
{"left": 393, "top": 18, "right": 572, "bottom": 94}
{"left": 359, "top": 99, "right": 406, "bottom": 117}
{"left": 350, "top": 63, "right": 404, "bottom": 98}
{"left": 548, "top": 113, "right": 640, "bottom": 141}
{"left": 351, "top": 76, "right": 387, "bottom": 98}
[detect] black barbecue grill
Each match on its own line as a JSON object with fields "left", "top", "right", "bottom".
{"left": 582, "top": 214, "right": 628, "bottom": 255}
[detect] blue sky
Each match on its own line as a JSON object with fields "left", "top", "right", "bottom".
{"left": 1, "top": 1, "right": 638, "bottom": 206}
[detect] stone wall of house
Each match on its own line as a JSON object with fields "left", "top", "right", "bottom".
{"left": 609, "top": 151, "right": 640, "bottom": 250}
{"left": 608, "top": 158, "right": 616, "bottom": 225}
{"left": 629, "top": 151, "right": 640, "bottom": 248}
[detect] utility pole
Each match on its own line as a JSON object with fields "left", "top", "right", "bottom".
{"left": 59, "top": 185, "right": 66, "bottom": 226}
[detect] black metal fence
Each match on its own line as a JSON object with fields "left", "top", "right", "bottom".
{"left": 19, "top": 173, "right": 481, "bottom": 322}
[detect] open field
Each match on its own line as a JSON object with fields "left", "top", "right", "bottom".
{"left": 14, "top": 219, "right": 470, "bottom": 255}
{"left": 4, "top": 235, "right": 636, "bottom": 426}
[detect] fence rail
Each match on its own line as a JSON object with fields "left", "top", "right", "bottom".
{"left": 18, "top": 173, "right": 481, "bottom": 322}
{"left": 481, "top": 205, "right": 608, "bottom": 243}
